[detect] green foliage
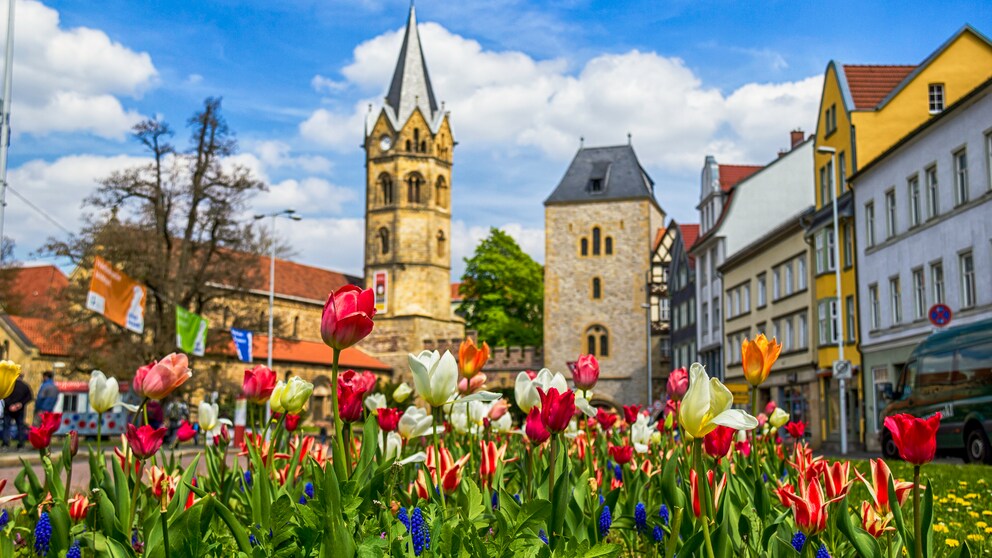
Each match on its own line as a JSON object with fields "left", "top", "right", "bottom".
{"left": 458, "top": 227, "right": 543, "bottom": 347}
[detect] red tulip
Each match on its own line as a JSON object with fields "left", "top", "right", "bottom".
{"left": 690, "top": 469, "right": 727, "bottom": 518}
{"left": 479, "top": 440, "right": 507, "bottom": 489}
{"left": 338, "top": 369, "right": 377, "bottom": 394}
{"left": 764, "top": 400, "right": 778, "bottom": 415}
{"left": 774, "top": 482, "right": 795, "bottom": 508}
{"left": 337, "top": 383, "right": 365, "bottom": 423}
{"left": 524, "top": 408, "right": 550, "bottom": 444}
{"left": 537, "top": 387, "right": 575, "bottom": 433}
{"left": 68, "top": 430, "right": 79, "bottom": 457}
{"left": 572, "top": 354, "right": 600, "bottom": 391}
{"left": 861, "top": 501, "right": 894, "bottom": 538}
{"left": 320, "top": 285, "right": 376, "bottom": 350}
{"left": 133, "top": 353, "right": 192, "bottom": 400}
{"left": 28, "top": 412, "right": 62, "bottom": 450}
{"left": 783, "top": 477, "right": 835, "bottom": 535}
{"left": 883, "top": 412, "right": 941, "bottom": 465}
{"left": 856, "top": 458, "right": 914, "bottom": 515}
{"left": 242, "top": 365, "right": 278, "bottom": 404}
{"left": 823, "top": 460, "right": 852, "bottom": 499}
{"left": 608, "top": 444, "right": 634, "bottom": 465}
{"left": 595, "top": 408, "right": 618, "bottom": 431}
{"left": 0, "top": 479, "right": 26, "bottom": 507}
{"left": 784, "top": 421, "right": 806, "bottom": 439}
{"left": 666, "top": 367, "right": 689, "bottom": 400}
{"left": 68, "top": 494, "right": 91, "bottom": 522}
{"left": 735, "top": 438, "right": 752, "bottom": 457}
{"left": 147, "top": 466, "right": 175, "bottom": 501}
{"left": 176, "top": 420, "right": 197, "bottom": 442}
{"left": 419, "top": 445, "right": 470, "bottom": 495}
{"left": 622, "top": 404, "right": 642, "bottom": 425}
{"left": 285, "top": 413, "right": 302, "bottom": 432}
{"left": 125, "top": 424, "right": 167, "bottom": 460}
{"left": 377, "top": 407, "right": 403, "bottom": 432}
{"left": 703, "top": 425, "right": 736, "bottom": 458}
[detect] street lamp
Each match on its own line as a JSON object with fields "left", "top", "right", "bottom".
{"left": 816, "top": 145, "right": 848, "bottom": 455}
{"left": 641, "top": 302, "right": 653, "bottom": 408}
{"left": 253, "top": 209, "right": 302, "bottom": 421}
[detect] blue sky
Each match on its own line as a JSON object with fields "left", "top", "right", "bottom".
{"left": 6, "top": 0, "right": 991, "bottom": 277}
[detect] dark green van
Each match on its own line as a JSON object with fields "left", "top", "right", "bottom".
{"left": 879, "top": 317, "right": 992, "bottom": 464}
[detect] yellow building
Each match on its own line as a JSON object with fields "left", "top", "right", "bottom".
{"left": 807, "top": 25, "right": 992, "bottom": 449}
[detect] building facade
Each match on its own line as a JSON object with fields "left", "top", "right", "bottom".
{"left": 664, "top": 222, "right": 699, "bottom": 372}
{"left": 360, "top": 5, "right": 465, "bottom": 374}
{"left": 807, "top": 25, "right": 992, "bottom": 449}
{"left": 544, "top": 144, "right": 665, "bottom": 406}
{"left": 852, "top": 77, "right": 992, "bottom": 450}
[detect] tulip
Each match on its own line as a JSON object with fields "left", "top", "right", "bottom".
{"left": 280, "top": 376, "right": 314, "bottom": 414}
{"left": 855, "top": 458, "right": 913, "bottom": 516}
{"left": 0, "top": 479, "right": 24, "bottom": 507}
{"left": 861, "top": 501, "right": 894, "bottom": 538}
{"left": 133, "top": 353, "right": 192, "bottom": 400}
{"left": 679, "top": 363, "right": 758, "bottom": 439}
{"left": 784, "top": 421, "right": 806, "bottom": 439}
{"left": 392, "top": 382, "right": 413, "bottom": 403}
{"left": 666, "top": 367, "right": 689, "bottom": 400}
{"left": 783, "top": 477, "right": 836, "bottom": 535}
{"left": 622, "top": 404, "right": 642, "bottom": 425}
{"left": 458, "top": 337, "right": 490, "bottom": 378}
{"left": 340, "top": 369, "right": 377, "bottom": 394}
{"left": 125, "top": 424, "right": 167, "bottom": 460}
{"left": 823, "top": 461, "right": 852, "bottom": 500}
{"left": 883, "top": 412, "right": 941, "bottom": 465}
{"left": 338, "top": 382, "right": 365, "bottom": 423}
{"left": 774, "top": 482, "right": 796, "bottom": 508}
{"left": 68, "top": 430, "right": 79, "bottom": 457}
{"left": 458, "top": 373, "right": 487, "bottom": 395}
{"left": 595, "top": 408, "right": 618, "bottom": 430}
{"left": 514, "top": 368, "right": 567, "bottom": 413}
{"left": 364, "top": 392, "right": 386, "bottom": 412}
{"left": 380, "top": 431, "right": 403, "bottom": 461}
{"left": 630, "top": 413, "right": 654, "bottom": 453}
{"left": 479, "top": 440, "right": 508, "bottom": 489}
{"left": 198, "top": 401, "right": 219, "bottom": 434}
{"left": 270, "top": 381, "right": 287, "bottom": 414}
{"left": 662, "top": 399, "right": 679, "bottom": 430}
{"left": 690, "top": 469, "right": 727, "bottom": 518}
{"left": 572, "top": 354, "right": 600, "bottom": 391}
{"left": 320, "top": 285, "right": 376, "bottom": 350}
{"left": 488, "top": 399, "right": 509, "bottom": 421}
{"left": 703, "top": 425, "right": 736, "bottom": 459}
{"left": 242, "top": 365, "right": 278, "bottom": 404}
{"left": 409, "top": 350, "right": 459, "bottom": 407}
{"left": 377, "top": 407, "right": 403, "bottom": 432}
{"left": 524, "top": 408, "right": 550, "bottom": 444}
{"left": 147, "top": 466, "right": 176, "bottom": 501}
{"left": 764, "top": 400, "right": 777, "bottom": 415}
{"left": 608, "top": 444, "right": 634, "bottom": 465}
{"left": 68, "top": 494, "right": 92, "bottom": 522}
{"left": 89, "top": 370, "right": 121, "bottom": 413}
{"left": 285, "top": 413, "right": 301, "bottom": 432}
{"left": 28, "top": 412, "right": 62, "bottom": 450}
{"left": 176, "top": 420, "right": 197, "bottom": 442}
{"left": 740, "top": 334, "right": 782, "bottom": 387}
{"left": 537, "top": 387, "right": 575, "bottom": 433}
{"left": 397, "top": 406, "right": 437, "bottom": 439}
{"left": 768, "top": 407, "right": 790, "bottom": 428}
{"left": 419, "top": 445, "right": 470, "bottom": 495}
{"left": 0, "top": 360, "right": 21, "bottom": 399}
{"left": 491, "top": 412, "right": 512, "bottom": 433}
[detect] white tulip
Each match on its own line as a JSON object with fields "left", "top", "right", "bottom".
{"left": 409, "top": 350, "right": 459, "bottom": 407}
{"left": 88, "top": 370, "right": 119, "bottom": 413}
{"left": 631, "top": 413, "right": 654, "bottom": 453}
{"left": 514, "top": 368, "right": 568, "bottom": 413}
{"left": 380, "top": 431, "right": 403, "bottom": 461}
{"left": 198, "top": 401, "right": 219, "bottom": 433}
{"left": 364, "top": 393, "right": 386, "bottom": 412}
{"left": 397, "top": 406, "right": 440, "bottom": 439}
{"left": 491, "top": 412, "right": 512, "bottom": 433}
{"left": 769, "top": 407, "right": 790, "bottom": 428}
{"left": 679, "top": 362, "right": 758, "bottom": 439}
{"left": 393, "top": 382, "right": 413, "bottom": 403}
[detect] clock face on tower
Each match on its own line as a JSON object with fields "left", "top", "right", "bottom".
{"left": 379, "top": 135, "right": 392, "bottom": 151}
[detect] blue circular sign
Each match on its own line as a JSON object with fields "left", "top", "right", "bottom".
{"left": 928, "top": 303, "right": 952, "bottom": 327}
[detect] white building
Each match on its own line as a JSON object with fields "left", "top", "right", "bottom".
{"left": 852, "top": 77, "right": 992, "bottom": 449}
{"left": 690, "top": 133, "right": 814, "bottom": 378}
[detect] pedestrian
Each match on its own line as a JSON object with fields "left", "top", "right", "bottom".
{"left": 2, "top": 376, "right": 33, "bottom": 450}
{"left": 146, "top": 399, "right": 164, "bottom": 429}
{"left": 35, "top": 371, "right": 60, "bottom": 418}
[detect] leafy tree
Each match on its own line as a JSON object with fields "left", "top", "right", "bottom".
{"left": 457, "top": 228, "right": 543, "bottom": 347}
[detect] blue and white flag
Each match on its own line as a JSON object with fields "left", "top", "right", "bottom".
{"left": 231, "top": 328, "right": 253, "bottom": 363}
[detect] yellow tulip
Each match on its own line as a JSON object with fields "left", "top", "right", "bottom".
{"left": 741, "top": 334, "right": 782, "bottom": 386}
{"left": 0, "top": 360, "right": 21, "bottom": 399}
{"left": 269, "top": 381, "right": 287, "bottom": 414}
{"left": 769, "top": 407, "right": 790, "bottom": 428}
{"left": 679, "top": 363, "right": 758, "bottom": 439}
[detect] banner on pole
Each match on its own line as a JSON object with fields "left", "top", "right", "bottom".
{"left": 175, "top": 306, "right": 208, "bottom": 356}
{"left": 231, "top": 328, "right": 253, "bottom": 363}
{"left": 85, "top": 256, "right": 146, "bottom": 333}
{"left": 374, "top": 270, "right": 388, "bottom": 313}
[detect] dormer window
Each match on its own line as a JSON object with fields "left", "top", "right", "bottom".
{"left": 589, "top": 178, "right": 603, "bottom": 192}
{"left": 928, "top": 83, "right": 944, "bottom": 113}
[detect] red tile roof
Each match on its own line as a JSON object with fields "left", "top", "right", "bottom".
{"left": 843, "top": 65, "right": 916, "bottom": 110}
{"left": 4, "top": 315, "right": 72, "bottom": 357}
{"left": 451, "top": 282, "right": 463, "bottom": 301}
{"left": 213, "top": 332, "right": 392, "bottom": 371}
{"left": 718, "top": 165, "right": 763, "bottom": 191}
{"left": 679, "top": 224, "right": 700, "bottom": 252}
{"left": 1, "top": 265, "right": 68, "bottom": 314}
{"left": 238, "top": 254, "right": 362, "bottom": 304}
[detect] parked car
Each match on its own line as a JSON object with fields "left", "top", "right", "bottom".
{"left": 879, "top": 317, "right": 992, "bottom": 463}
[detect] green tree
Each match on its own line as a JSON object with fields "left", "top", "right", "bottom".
{"left": 457, "top": 227, "right": 543, "bottom": 346}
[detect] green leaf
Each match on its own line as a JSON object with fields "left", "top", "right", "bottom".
{"left": 835, "top": 495, "right": 882, "bottom": 558}
{"left": 578, "top": 542, "right": 623, "bottom": 557}
{"left": 921, "top": 478, "right": 933, "bottom": 558}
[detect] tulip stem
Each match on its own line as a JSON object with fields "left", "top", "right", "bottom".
{"left": 431, "top": 408, "right": 445, "bottom": 509}
{"left": 330, "top": 349, "right": 347, "bottom": 481}
{"left": 913, "top": 465, "right": 922, "bottom": 558}
{"left": 96, "top": 417, "right": 103, "bottom": 472}
{"left": 692, "top": 439, "right": 716, "bottom": 558}
{"left": 126, "top": 460, "right": 142, "bottom": 536}
{"left": 548, "top": 434, "right": 557, "bottom": 510}
{"left": 161, "top": 507, "right": 170, "bottom": 557}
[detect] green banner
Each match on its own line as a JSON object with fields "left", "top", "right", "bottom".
{"left": 175, "top": 306, "right": 208, "bottom": 356}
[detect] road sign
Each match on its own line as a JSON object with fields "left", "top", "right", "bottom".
{"left": 928, "top": 303, "right": 952, "bottom": 327}
{"left": 724, "top": 383, "right": 750, "bottom": 405}
{"left": 832, "top": 359, "right": 853, "bottom": 380}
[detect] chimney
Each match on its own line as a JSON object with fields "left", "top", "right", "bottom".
{"left": 790, "top": 129, "right": 805, "bottom": 149}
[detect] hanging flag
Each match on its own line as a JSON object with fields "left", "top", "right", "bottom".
{"left": 175, "top": 306, "right": 208, "bottom": 356}
{"left": 231, "top": 328, "right": 253, "bottom": 363}
{"left": 86, "top": 256, "right": 146, "bottom": 334}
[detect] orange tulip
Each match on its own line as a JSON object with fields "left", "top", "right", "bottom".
{"left": 458, "top": 338, "right": 490, "bottom": 378}
{"left": 741, "top": 333, "right": 782, "bottom": 386}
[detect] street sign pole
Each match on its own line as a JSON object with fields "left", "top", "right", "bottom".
{"left": 819, "top": 146, "right": 848, "bottom": 455}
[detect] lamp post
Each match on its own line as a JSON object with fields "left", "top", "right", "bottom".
{"left": 253, "top": 209, "right": 301, "bottom": 422}
{"left": 816, "top": 145, "right": 847, "bottom": 455}
{"left": 0, "top": 0, "right": 16, "bottom": 265}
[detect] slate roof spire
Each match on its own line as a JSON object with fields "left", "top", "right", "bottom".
{"left": 385, "top": 3, "right": 439, "bottom": 125}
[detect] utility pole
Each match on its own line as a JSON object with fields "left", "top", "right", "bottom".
{"left": 0, "top": 0, "right": 16, "bottom": 264}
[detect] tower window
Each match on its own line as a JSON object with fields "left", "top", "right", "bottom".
{"left": 420, "top": 140, "right": 427, "bottom": 153}
{"left": 585, "top": 325, "right": 609, "bottom": 357}
{"left": 592, "top": 227, "right": 601, "bottom": 256}
{"left": 436, "top": 230, "right": 446, "bottom": 257}
{"left": 604, "top": 236, "right": 613, "bottom": 255}
{"left": 592, "top": 277, "right": 602, "bottom": 299}
{"left": 378, "top": 227, "right": 390, "bottom": 255}
{"left": 406, "top": 139, "right": 411, "bottom": 151}
{"left": 589, "top": 178, "right": 603, "bottom": 192}
{"left": 435, "top": 176, "right": 448, "bottom": 208}
{"left": 378, "top": 173, "right": 393, "bottom": 205}
{"left": 580, "top": 238, "right": 588, "bottom": 256}
{"left": 406, "top": 173, "right": 424, "bottom": 204}
{"left": 413, "top": 128, "right": 420, "bottom": 150}
{"left": 292, "top": 315, "right": 299, "bottom": 338}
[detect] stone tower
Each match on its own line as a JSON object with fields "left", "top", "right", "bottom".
{"left": 543, "top": 145, "right": 665, "bottom": 406}
{"left": 362, "top": 4, "right": 464, "bottom": 374}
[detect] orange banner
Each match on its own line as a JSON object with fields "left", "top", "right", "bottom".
{"left": 85, "top": 256, "right": 146, "bottom": 333}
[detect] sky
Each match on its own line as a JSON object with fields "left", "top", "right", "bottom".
{"left": 3, "top": 0, "right": 990, "bottom": 279}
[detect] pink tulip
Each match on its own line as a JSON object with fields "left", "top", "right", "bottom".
{"left": 133, "top": 353, "right": 192, "bottom": 400}
{"left": 458, "top": 373, "right": 487, "bottom": 395}
{"left": 666, "top": 367, "right": 689, "bottom": 401}
{"left": 242, "top": 365, "right": 278, "bottom": 404}
{"left": 572, "top": 354, "right": 600, "bottom": 391}
{"left": 488, "top": 399, "right": 510, "bottom": 421}
{"left": 764, "top": 400, "right": 778, "bottom": 415}
{"left": 125, "top": 424, "right": 167, "bottom": 460}
{"left": 320, "top": 285, "right": 376, "bottom": 350}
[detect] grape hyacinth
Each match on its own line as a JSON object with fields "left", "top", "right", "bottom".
{"left": 398, "top": 507, "right": 410, "bottom": 532}
{"left": 299, "top": 482, "right": 314, "bottom": 504}
{"left": 0, "top": 509, "right": 9, "bottom": 530}
{"left": 598, "top": 505, "right": 612, "bottom": 538}
{"left": 410, "top": 507, "right": 430, "bottom": 556}
{"left": 634, "top": 502, "right": 647, "bottom": 532}
{"left": 66, "top": 540, "right": 81, "bottom": 558}
{"left": 791, "top": 532, "right": 807, "bottom": 553}
{"left": 243, "top": 470, "right": 253, "bottom": 490}
{"left": 491, "top": 491, "right": 499, "bottom": 510}
{"left": 613, "top": 463, "right": 623, "bottom": 482}
{"left": 652, "top": 525, "right": 664, "bottom": 543}
{"left": 538, "top": 529, "right": 548, "bottom": 544}
{"left": 659, "top": 504, "right": 670, "bottom": 526}
{"left": 34, "top": 511, "right": 52, "bottom": 557}
{"left": 816, "top": 544, "right": 831, "bottom": 558}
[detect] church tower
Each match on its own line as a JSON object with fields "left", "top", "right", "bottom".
{"left": 362, "top": 4, "right": 464, "bottom": 373}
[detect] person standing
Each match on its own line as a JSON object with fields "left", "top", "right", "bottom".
{"left": 35, "top": 371, "right": 59, "bottom": 418}
{"left": 2, "top": 377, "right": 33, "bottom": 450}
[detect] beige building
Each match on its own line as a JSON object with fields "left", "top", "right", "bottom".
{"left": 720, "top": 209, "right": 822, "bottom": 447}
{"left": 544, "top": 144, "right": 665, "bottom": 406}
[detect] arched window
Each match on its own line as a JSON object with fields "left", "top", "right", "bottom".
{"left": 592, "top": 277, "right": 602, "bottom": 299}
{"left": 378, "top": 173, "right": 393, "bottom": 205}
{"left": 405, "top": 139, "right": 412, "bottom": 151}
{"left": 605, "top": 236, "right": 613, "bottom": 255}
{"left": 580, "top": 238, "right": 589, "bottom": 256}
{"left": 435, "top": 176, "right": 448, "bottom": 208}
{"left": 592, "top": 227, "right": 602, "bottom": 255}
{"left": 292, "top": 315, "right": 299, "bottom": 338}
{"left": 406, "top": 173, "right": 424, "bottom": 204}
{"left": 436, "top": 230, "right": 446, "bottom": 257}
{"left": 413, "top": 128, "right": 420, "bottom": 152}
{"left": 378, "top": 227, "right": 390, "bottom": 255}
{"left": 585, "top": 325, "right": 610, "bottom": 357}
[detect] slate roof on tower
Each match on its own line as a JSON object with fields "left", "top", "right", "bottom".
{"left": 544, "top": 145, "right": 659, "bottom": 208}
{"left": 384, "top": 4, "right": 439, "bottom": 126}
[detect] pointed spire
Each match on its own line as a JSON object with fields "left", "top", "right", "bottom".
{"left": 384, "top": 3, "right": 439, "bottom": 125}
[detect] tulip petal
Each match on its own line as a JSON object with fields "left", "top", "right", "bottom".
{"left": 680, "top": 363, "right": 711, "bottom": 438}
{"left": 574, "top": 395, "right": 597, "bottom": 418}
{"left": 711, "top": 409, "right": 759, "bottom": 431}
{"left": 708, "top": 377, "right": 734, "bottom": 415}
{"left": 455, "top": 390, "right": 501, "bottom": 404}
{"left": 408, "top": 352, "right": 433, "bottom": 403}
{"left": 434, "top": 351, "right": 459, "bottom": 405}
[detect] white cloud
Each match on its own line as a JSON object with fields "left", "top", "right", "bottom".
{"left": 5, "top": 0, "right": 158, "bottom": 138}
{"left": 256, "top": 177, "right": 355, "bottom": 217}
{"left": 276, "top": 217, "right": 365, "bottom": 276}
{"left": 450, "top": 220, "right": 544, "bottom": 278}
{"left": 250, "top": 140, "right": 334, "bottom": 175}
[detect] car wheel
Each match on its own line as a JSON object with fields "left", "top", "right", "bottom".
{"left": 881, "top": 431, "right": 900, "bottom": 460}
{"left": 964, "top": 428, "right": 991, "bottom": 464}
